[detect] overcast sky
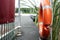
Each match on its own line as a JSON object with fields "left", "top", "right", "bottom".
{"left": 15, "top": 0, "right": 18, "bottom": 8}
{"left": 15, "top": 0, "right": 60, "bottom": 8}
{"left": 15, "top": 0, "right": 40, "bottom": 8}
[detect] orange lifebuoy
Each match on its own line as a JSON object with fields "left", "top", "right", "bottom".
{"left": 43, "top": 8, "right": 52, "bottom": 26}
{"left": 39, "top": 25, "right": 50, "bottom": 39}
{"left": 38, "top": 0, "right": 52, "bottom": 39}
{"left": 38, "top": 4, "right": 43, "bottom": 22}
{"left": 43, "top": 0, "right": 50, "bottom": 6}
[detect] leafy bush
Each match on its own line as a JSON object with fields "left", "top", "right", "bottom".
{"left": 52, "top": 0, "right": 60, "bottom": 40}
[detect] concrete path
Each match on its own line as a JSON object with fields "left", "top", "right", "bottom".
{"left": 14, "top": 16, "right": 40, "bottom": 40}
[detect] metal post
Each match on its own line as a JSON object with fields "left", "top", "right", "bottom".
{"left": 18, "top": 0, "right": 20, "bottom": 26}
{"left": 16, "top": 0, "right": 22, "bottom": 37}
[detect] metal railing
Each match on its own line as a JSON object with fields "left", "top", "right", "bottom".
{"left": 0, "top": 23, "right": 15, "bottom": 40}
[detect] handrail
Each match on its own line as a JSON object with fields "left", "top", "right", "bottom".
{"left": 0, "top": 26, "right": 21, "bottom": 39}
